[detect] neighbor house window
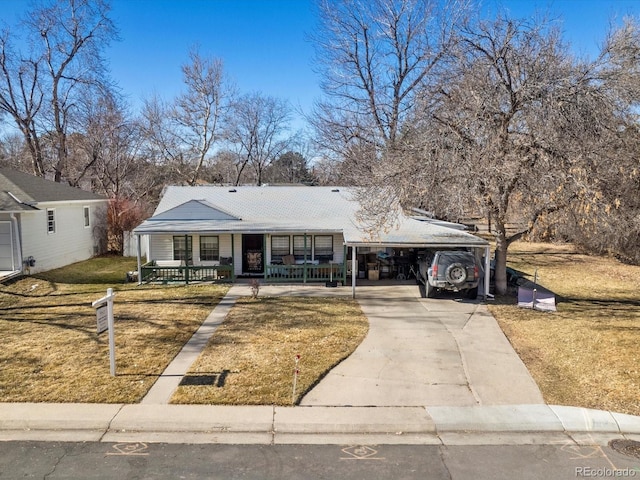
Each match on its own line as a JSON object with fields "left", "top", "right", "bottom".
{"left": 271, "top": 235, "right": 290, "bottom": 263}
{"left": 173, "top": 236, "right": 192, "bottom": 262}
{"left": 83, "top": 206, "right": 90, "bottom": 227}
{"left": 46, "top": 209, "right": 56, "bottom": 234}
{"left": 199, "top": 236, "right": 219, "bottom": 261}
{"left": 293, "top": 235, "right": 311, "bottom": 261}
{"left": 314, "top": 235, "right": 334, "bottom": 262}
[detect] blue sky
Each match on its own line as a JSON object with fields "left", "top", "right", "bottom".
{"left": 2, "top": 0, "right": 640, "bottom": 130}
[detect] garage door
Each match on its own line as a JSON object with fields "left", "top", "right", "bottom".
{"left": 0, "top": 222, "right": 14, "bottom": 271}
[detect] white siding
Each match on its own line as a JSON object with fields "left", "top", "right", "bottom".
{"left": 148, "top": 235, "right": 173, "bottom": 261}
{"left": 219, "top": 234, "right": 233, "bottom": 260}
{"left": 21, "top": 201, "right": 105, "bottom": 273}
{"left": 233, "top": 234, "right": 242, "bottom": 276}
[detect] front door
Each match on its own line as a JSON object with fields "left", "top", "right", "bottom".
{"left": 242, "top": 234, "right": 264, "bottom": 275}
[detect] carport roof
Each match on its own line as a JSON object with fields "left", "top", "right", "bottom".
{"left": 133, "top": 185, "right": 489, "bottom": 248}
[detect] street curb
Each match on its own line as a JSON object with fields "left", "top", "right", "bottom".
{"left": 2, "top": 403, "right": 640, "bottom": 445}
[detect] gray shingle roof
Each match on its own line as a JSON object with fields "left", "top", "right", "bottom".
{"left": 0, "top": 169, "right": 106, "bottom": 211}
{"left": 134, "top": 185, "right": 488, "bottom": 248}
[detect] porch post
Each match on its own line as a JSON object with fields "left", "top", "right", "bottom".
{"left": 264, "top": 234, "right": 268, "bottom": 281}
{"left": 484, "top": 245, "right": 491, "bottom": 299}
{"left": 351, "top": 244, "right": 356, "bottom": 299}
{"left": 184, "top": 234, "right": 190, "bottom": 284}
{"left": 303, "top": 233, "right": 308, "bottom": 283}
{"left": 343, "top": 243, "right": 347, "bottom": 284}
{"left": 136, "top": 234, "right": 142, "bottom": 285}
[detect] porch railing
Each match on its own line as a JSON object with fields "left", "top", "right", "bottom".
{"left": 265, "top": 263, "right": 344, "bottom": 283}
{"left": 141, "top": 260, "right": 234, "bottom": 284}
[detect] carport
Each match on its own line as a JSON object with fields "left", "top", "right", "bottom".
{"left": 343, "top": 216, "right": 490, "bottom": 299}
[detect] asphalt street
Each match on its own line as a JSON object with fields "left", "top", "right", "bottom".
{"left": 2, "top": 441, "right": 640, "bottom": 479}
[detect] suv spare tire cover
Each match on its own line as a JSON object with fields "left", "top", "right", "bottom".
{"left": 445, "top": 263, "right": 467, "bottom": 285}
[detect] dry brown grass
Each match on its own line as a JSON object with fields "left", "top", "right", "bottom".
{"left": 490, "top": 242, "right": 640, "bottom": 415}
{"left": 171, "top": 296, "right": 368, "bottom": 405}
{"left": 0, "top": 258, "right": 228, "bottom": 403}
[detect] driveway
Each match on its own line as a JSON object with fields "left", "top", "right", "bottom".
{"left": 300, "top": 285, "right": 544, "bottom": 407}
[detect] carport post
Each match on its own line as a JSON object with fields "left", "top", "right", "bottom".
{"left": 136, "top": 234, "right": 142, "bottom": 285}
{"left": 351, "top": 245, "right": 356, "bottom": 299}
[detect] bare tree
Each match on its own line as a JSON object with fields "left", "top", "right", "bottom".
{"left": 0, "top": 0, "right": 117, "bottom": 181}
{"left": 173, "top": 48, "right": 233, "bottom": 185}
{"left": 0, "top": 29, "right": 45, "bottom": 176}
{"left": 139, "top": 49, "right": 232, "bottom": 185}
{"left": 226, "top": 92, "right": 292, "bottom": 185}
{"left": 310, "top": 0, "right": 464, "bottom": 160}
{"left": 29, "top": 0, "right": 118, "bottom": 182}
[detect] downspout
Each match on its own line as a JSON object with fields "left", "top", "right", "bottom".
{"left": 10, "top": 214, "right": 21, "bottom": 272}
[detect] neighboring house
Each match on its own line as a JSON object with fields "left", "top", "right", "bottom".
{"left": 133, "top": 186, "right": 491, "bottom": 297}
{"left": 0, "top": 168, "right": 108, "bottom": 278}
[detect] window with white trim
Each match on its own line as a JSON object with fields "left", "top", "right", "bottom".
{"left": 199, "top": 236, "right": 220, "bottom": 261}
{"left": 314, "top": 235, "right": 334, "bottom": 263}
{"left": 46, "top": 209, "right": 56, "bottom": 234}
{"left": 83, "top": 206, "right": 90, "bottom": 227}
{"left": 271, "top": 236, "right": 290, "bottom": 263}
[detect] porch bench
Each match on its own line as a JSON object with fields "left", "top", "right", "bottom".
{"left": 155, "top": 260, "right": 182, "bottom": 268}
{"left": 153, "top": 260, "right": 183, "bottom": 282}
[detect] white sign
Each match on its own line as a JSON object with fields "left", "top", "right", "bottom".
{"left": 92, "top": 288, "right": 116, "bottom": 376}
{"left": 96, "top": 305, "right": 108, "bottom": 334}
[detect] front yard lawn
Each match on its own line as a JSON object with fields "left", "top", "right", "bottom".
{"left": 0, "top": 256, "right": 229, "bottom": 403}
{"left": 0, "top": 256, "right": 368, "bottom": 406}
{"left": 491, "top": 242, "right": 640, "bottom": 416}
{"left": 171, "top": 296, "right": 368, "bottom": 405}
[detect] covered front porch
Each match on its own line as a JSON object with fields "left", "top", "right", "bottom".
{"left": 134, "top": 231, "right": 348, "bottom": 285}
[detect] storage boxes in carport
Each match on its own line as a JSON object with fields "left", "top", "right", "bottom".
{"left": 367, "top": 262, "right": 379, "bottom": 280}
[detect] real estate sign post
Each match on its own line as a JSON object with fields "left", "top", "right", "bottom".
{"left": 93, "top": 288, "right": 116, "bottom": 376}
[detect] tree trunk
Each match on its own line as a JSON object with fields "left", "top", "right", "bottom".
{"left": 493, "top": 221, "right": 509, "bottom": 295}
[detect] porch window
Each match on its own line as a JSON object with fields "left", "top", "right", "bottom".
{"left": 46, "top": 209, "right": 56, "bottom": 234}
{"left": 173, "top": 236, "right": 193, "bottom": 263}
{"left": 293, "top": 235, "right": 311, "bottom": 261}
{"left": 314, "top": 235, "right": 334, "bottom": 263}
{"left": 271, "top": 235, "right": 290, "bottom": 264}
{"left": 199, "top": 236, "right": 219, "bottom": 261}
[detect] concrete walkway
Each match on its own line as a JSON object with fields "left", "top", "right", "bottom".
{"left": 141, "top": 289, "right": 240, "bottom": 404}
{"left": 301, "top": 285, "right": 543, "bottom": 406}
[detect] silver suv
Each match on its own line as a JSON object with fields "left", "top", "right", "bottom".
{"left": 417, "top": 250, "right": 479, "bottom": 299}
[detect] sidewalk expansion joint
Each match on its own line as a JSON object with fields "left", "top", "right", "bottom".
{"left": 98, "top": 403, "right": 125, "bottom": 442}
